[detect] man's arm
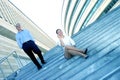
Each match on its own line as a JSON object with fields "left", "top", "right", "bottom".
{"left": 16, "top": 35, "right": 22, "bottom": 49}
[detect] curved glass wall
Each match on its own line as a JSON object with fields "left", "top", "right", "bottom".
{"left": 62, "top": 0, "right": 119, "bottom": 36}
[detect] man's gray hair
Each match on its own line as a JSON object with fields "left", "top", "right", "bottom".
{"left": 15, "top": 23, "right": 21, "bottom": 27}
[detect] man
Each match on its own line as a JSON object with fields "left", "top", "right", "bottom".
{"left": 15, "top": 23, "right": 46, "bottom": 70}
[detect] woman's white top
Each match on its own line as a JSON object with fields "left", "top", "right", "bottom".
{"left": 58, "top": 35, "right": 75, "bottom": 47}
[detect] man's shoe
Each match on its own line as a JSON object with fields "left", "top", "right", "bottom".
{"left": 37, "top": 66, "right": 42, "bottom": 70}
{"left": 42, "top": 61, "right": 46, "bottom": 64}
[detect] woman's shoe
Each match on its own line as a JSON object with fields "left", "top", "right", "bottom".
{"left": 85, "top": 55, "right": 89, "bottom": 59}
{"left": 84, "top": 48, "right": 88, "bottom": 54}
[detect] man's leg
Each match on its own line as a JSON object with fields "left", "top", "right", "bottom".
{"left": 37, "top": 51, "right": 46, "bottom": 64}
{"left": 31, "top": 42, "right": 46, "bottom": 64}
{"left": 22, "top": 45, "right": 42, "bottom": 70}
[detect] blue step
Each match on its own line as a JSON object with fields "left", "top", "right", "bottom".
{"left": 6, "top": 6, "right": 120, "bottom": 80}
{"left": 103, "top": 66, "right": 120, "bottom": 80}
{"left": 69, "top": 46, "right": 120, "bottom": 80}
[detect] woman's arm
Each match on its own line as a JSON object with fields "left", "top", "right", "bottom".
{"left": 57, "top": 35, "right": 65, "bottom": 47}
{"left": 59, "top": 38, "right": 65, "bottom": 47}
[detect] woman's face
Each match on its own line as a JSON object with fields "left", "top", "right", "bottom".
{"left": 57, "top": 29, "right": 63, "bottom": 36}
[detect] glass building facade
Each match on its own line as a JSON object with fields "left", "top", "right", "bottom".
{"left": 0, "top": 0, "right": 57, "bottom": 78}
{"left": 61, "top": 0, "right": 120, "bottom": 36}
{"left": 0, "top": 0, "right": 56, "bottom": 53}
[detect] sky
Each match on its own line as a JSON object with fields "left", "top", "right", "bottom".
{"left": 9, "top": 0, "right": 63, "bottom": 42}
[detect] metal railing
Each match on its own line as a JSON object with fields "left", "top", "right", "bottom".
{"left": 0, "top": 50, "right": 30, "bottom": 80}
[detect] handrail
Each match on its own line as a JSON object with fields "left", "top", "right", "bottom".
{"left": 0, "top": 50, "right": 30, "bottom": 80}
{"left": 0, "top": 51, "right": 15, "bottom": 63}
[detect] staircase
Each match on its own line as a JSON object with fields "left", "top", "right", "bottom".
{"left": 7, "top": 6, "right": 120, "bottom": 80}
{"left": 0, "top": 35, "right": 31, "bottom": 80}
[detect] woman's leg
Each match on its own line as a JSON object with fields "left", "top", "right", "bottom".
{"left": 65, "top": 46, "right": 84, "bottom": 53}
{"left": 67, "top": 49, "right": 87, "bottom": 58}
{"left": 64, "top": 48, "right": 73, "bottom": 59}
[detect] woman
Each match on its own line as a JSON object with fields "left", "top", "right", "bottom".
{"left": 56, "top": 29, "right": 88, "bottom": 59}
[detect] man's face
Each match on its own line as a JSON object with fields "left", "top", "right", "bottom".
{"left": 16, "top": 26, "right": 22, "bottom": 31}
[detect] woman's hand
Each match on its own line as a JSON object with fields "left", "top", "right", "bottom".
{"left": 57, "top": 34, "right": 63, "bottom": 39}
{"left": 57, "top": 34, "right": 61, "bottom": 38}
